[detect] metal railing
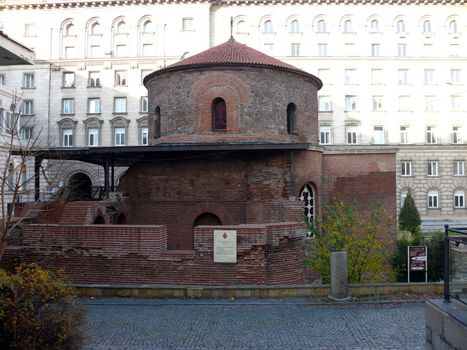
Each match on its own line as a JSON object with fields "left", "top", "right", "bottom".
{"left": 444, "top": 225, "right": 467, "bottom": 304}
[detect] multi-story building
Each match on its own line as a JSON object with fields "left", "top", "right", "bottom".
{"left": 0, "top": 0, "right": 466, "bottom": 230}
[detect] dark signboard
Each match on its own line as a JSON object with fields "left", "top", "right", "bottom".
{"left": 408, "top": 246, "right": 427, "bottom": 272}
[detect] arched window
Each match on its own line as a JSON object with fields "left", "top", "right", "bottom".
{"left": 396, "top": 20, "right": 405, "bottom": 33}
{"left": 236, "top": 20, "right": 246, "bottom": 33}
{"left": 343, "top": 20, "right": 352, "bottom": 33}
{"left": 91, "top": 22, "right": 101, "bottom": 35}
{"left": 142, "top": 20, "right": 153, "bottom": 33}
{"left": 428, "top": 189, "right": 439, "bottom": 208}
{"left": 154, "top": 106, "right": 161, "bottom": 138}
{"left": 290, "top": 20, "right": 300, "bottom": 33}
{"left": 7, "top": 162, "right": 14, "bottom": 190}
{"left": 316, "top": 20, "right": 326, "bottom": 33}
{"left": 193, "top": 213, "right": 222, "bottom": 228}
{"left": 299, "top": 183, "right": 315, "bottom": 224}
{"left": 370, "top": 19, "right": 379, "bottom": 32}
{"left": 449, "top": 20, "right": 458, "bottom": 33}
{"left": 65, "top": 23, "right": 75, "bottom": 36}
{"left": 287, "top": 103, "right": 297, "bottom": 134}
{"left": 263, "top": 20, "right": 273, "bottom": 33}
{"left": 212, "top": 98, "right": 226, "bottom": 131}
{"left": 117, "top": 21, "right": 128, "bottom": 34}
{"left": 423, "top": 20, "right": 432, "bottom": 33}
{"left": 454, "top": 189, "right": 465, "bottom": 208}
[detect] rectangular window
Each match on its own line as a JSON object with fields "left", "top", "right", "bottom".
{"left": 22, "top": 73, "right": 34, "bottom": 88}
{"left": 373, "top": 126, "right": 385, "bottom": 144}
{"left": 401, "top": 161, "right": 412, "bottom": 176}
{"left": 0, "top": 74, "right": 5, "bottom": 85}
{"left": 317, "top": 69, "right": 330, "bottom": 83}
{"left": 88, "top": 98, "right": 101, "bottom": 114}
{"left": 397, "top": 69, "right": 408, "bottom": 85}
{"left": 400, "top": 126, "right": 409, "bottom": 144}
{"left": 182, "top": 18, "right": 194, "bottom": 31}
{"left": 115, "top": 44, "right": 128, "bottom": 57}
{"left": 344, "top": 43, "right": 354, "bottom": 56}
{"left": 424, "top": 69, "right": 435, "bottom": 84}
{"left": 454, "top": 191, "right": 465, "bottom": 208}
{"left": 344, "top": 69, "right": 356, "bottom": 84}
{"left": 401, "top": 194, "right": 407, "bottom": 208}
{"left": 64, "top": 46, "right": 76, "bottom": 58}
{"left": 114, "top": 97, "right": 127, "bottom": 113}
{"left": 24, "top": 23, "right": 36, "bottom": 37}
{"left": 425, "top": 96, "right": 436, "bottom": 112}
{"left": 318, "top": 96, "right": 332, "bottom": 112}
{"left": 454, "top": 161, "right": 465, "bottom": 176}
{"left": 63, "top": 128, "right": 73, "bottom": 147}
{"left": 450, "top": 44, "right": 460, "bottom": 57}
{"left": 141, "top": 69, "right": 151, "bottom": 84}
{"left": 371, "top": 69, "right": 383, "bottom": 84}
{"left": 346, "top": 125, "right": 358, "bottom": 144}
{"left": 453, "top": 126, "right": 462, "bottom": 144}
{"left": 115, "top": 70, "right": 127, "bottom": 86}
{"left": 140, "top": 97, "right": 148, "bottom": 112}
{"left": 115, "top": 127, "right": 125, "bottom": 146}
{"left": 450, "top": 69, "right": 461, "bottom": 84}
{"left": 88, "top": 128, "right": 99, "bottom": 147}
{"left": 62, "top": 72, "right": 75, "bottom": 88}
{"left": 372, "top": 96, "right": 383, "bottom": 111}
{"left": 451, "top": 95, "right": 463, "bottom": 111}
{"left": 319, "top": 125, "right": 331, "bottom": 145}
{"left": 142, "top": 43, "right": 154, "bottom": 56}
{"left": 345, "top": 95, "right": 357, "bottom": 111}
{"left": 90, "top": 45, "right": 102, "bottom": 58}
{"left": 263, "top": 43, "right": 274, "bottom": 53}
{"left": 426, "top": 126, "right": 437, "bottom": 144}
{"left": 428, "top": 192, "right": 438, "bottom": 208}
{"left": 88, "top": 71, "right": 100, "bottom": 87}
{"left": 397, "top": 44, "right": 407, "bottom": 57}
{"left": 371, "top": 43, "right": 380, "bottom": 56}
{"left": 398, "top": 96, "right": 411, "bottom": 111}
{"left": 141, "top": 127, "right": 148, "bottom": 145}
{"left": 22, "top": 100, "right": 33, "bottom": 115}
{"left": 62, "top": 98, "right": 74, "bottom": 115}
{"left": 318, "top": 43, "right": 328, "bottom": 56}
{"left": 21, "top": 128, "right": 32, "bottom": 140}
{"left": 291, "top": 43, "right": 300, "bottom": 56}
{"left": 428, "top": 161, "right": 438, "bottom": 176}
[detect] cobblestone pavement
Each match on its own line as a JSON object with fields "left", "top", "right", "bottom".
{"left": 81, "top": 298, "right": 425, "bottom": 350}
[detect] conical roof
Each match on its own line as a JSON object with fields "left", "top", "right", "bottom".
{"left": 144, "top": 38, "right": 322, "bottom": 88}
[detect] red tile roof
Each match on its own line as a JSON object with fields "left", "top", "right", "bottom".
{"left": 145, "top": 38, "right": 322, "bottom": 88}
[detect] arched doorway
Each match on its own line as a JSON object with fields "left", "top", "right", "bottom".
{"left": 117, "top": 213, "right": 127, "bottom": 224}
{"left": 67, "top": 172, "right": 92, "bottom": 201}
{"left": 193, "top": 212, "right": 222, "bottom": 228}
{"left": 93, "top": 216, "right": 105, "bottom": 224}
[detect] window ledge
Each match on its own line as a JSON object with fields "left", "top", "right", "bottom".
{"left": 87, "top": 113, "right": 101, "bottom": 116}
{"left": 61, "top": 113, "right": 75, "bottom": 117}
{"left": 21, "top": 87, "right": 35, "bottom": 90}
{"left": 113, "top": 112, "right": 128, "bottom": 115}
{"left": 22, "top": 114, "right": 35, "bottom": 117}
{"left": 87, "top": 85, "right": 101, "bottom": 88}
{"left": 139, "top": 111, "right": 148, "bottom": 114}
{"left": 61, "top": 86, "right": 76, "bottom": 89}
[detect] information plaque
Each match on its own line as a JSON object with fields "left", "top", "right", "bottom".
{"left": 213, "top": 230, "right": 237, "bottom": 263}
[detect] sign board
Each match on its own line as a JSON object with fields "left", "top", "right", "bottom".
{"left": 408, "top": 246, "right": 428, "bottom": 282}
{"left": 213, "top": 230, "right": 237, "bottom": 263}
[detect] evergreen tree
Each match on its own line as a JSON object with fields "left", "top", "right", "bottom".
{"left": 398, "top": 189, "right": 421, "bottom": 234}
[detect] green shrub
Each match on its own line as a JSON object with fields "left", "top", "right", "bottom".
{"left": 398, "top": 189, "right": 421, "bottom": 234}
{"left": 0, "top": 263, "right": 85, "bottom": 350}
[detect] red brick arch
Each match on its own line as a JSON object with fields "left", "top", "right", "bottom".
{"left": 185, "top": 202, "right": 236, "bottom": 229}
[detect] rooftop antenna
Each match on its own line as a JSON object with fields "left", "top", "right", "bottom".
{"left": 230, "top": 16, "right": 234, "bottom": 39}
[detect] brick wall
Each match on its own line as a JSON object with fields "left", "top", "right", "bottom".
{"left": 3, "top": 222, "right": 316, "bottom": 285}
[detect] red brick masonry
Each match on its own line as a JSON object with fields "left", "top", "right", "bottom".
{"left": 4, "top": 222, "right": 317, "bottom": 285}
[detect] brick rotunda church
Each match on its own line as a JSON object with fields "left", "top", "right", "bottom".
{"left": 5, "top": 38, "right": 396, "bottom": 285}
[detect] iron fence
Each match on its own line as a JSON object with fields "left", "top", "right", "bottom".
{"left": 444, "top": 224, "right": 467, "bottom": 304}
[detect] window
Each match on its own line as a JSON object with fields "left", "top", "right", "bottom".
{"left": 0, "top": 74, "right": 4, "bottom": 85}
{"left": 424, "top": 69, "right": 435, "bottom": 84}
{"left": 450, "top": 44, "right": 460, "bottom": 57}
{"left": 90, "top": 22, "right": 101, "bottom": 35}
{"left": 344, "top": 43, "right": 355, "bottom": 56}
{"left": 318, "top": 96, "right": 332, "bottom": 112}
{"left": 449, "top": 20, "right": 458, "bottom": 34}
{"left": 64, "top": 46, "right": 76, "bottom": 58}
{"left": 319, "top": 125, "right": 331, "bottom": 144}
{"left": 236, "top": 20, "right": 246, "bottom": 33}
{"left": 88, "top": 98, "right": 101, "bottom": 114}
{"left": 141, "top": 69, "right": 151, "bottom": 84}
{"left": 398, "top": 96, "right": 411, "bottom": 111}
{"left": 115, "top": 70, "right": 127, "bottom": 86}
{"left": 454, "top": 161, "right": 465, "bottom": 176}
{"left": 22, "top": 100, "right": 33, "bottom": 115}
{"left": 450, "top": 69, "right": 461, "bottom": 84}
{"left": 428, "top": 190, "right": 439, "bottom": 208}
{"left": 88, "top": 71, "right": 100, "bottom": 87}
{"left": 140, "top": 97, "right": 148, "bottom": 112}
{"left": 401, "top": 193, "right": 407, "bottom": 208}
{"left": 62, "top": 72, "right": 75, "bottom": 88}
{"left": 115, "top": 127, "right": 125, "bottom": 146}
{"left": 89, "top": 45, "right": 102, "bottom": 58}
{"left": 62, "top": 98, "right": 74, "bottom": 115}
{"left": 373, "top": 126, "right": 385, "bottom": 144}
{"left": 21, "top": 128, "right": 32, "bottom": 140}
{"left": 212, "top": 98, "right": 226, "bottom": 131}
{"left": 400, "top": 126, "right": 409, "bottom": 144}
{"left": 428, "top": 161, "right": 438, "bottom": 176}
{"left": 182, "top": 18, "right": 193, "bottom": 31}
{"left": 369, "top": 19, "right": 379, "bottom": 32}
{"left": 425, "top": 96, "right": 436, "bottom": 112}
{"left": 7, "top": 163, "right": 14, "bottom": 190}
{"left": 344, "top": 69, "right": 356, "bottom": 84}
{"left": 345, "top": 95, "right": 357, "bottom": 111}
{"left": 422, "top": 20, "right": 432, "bottom": 34}
{"left": 154, "top": 106, "right": 161, "bottom": 138}
{"left": 114, "top": 97, "right": 127, "bottom": 113}
{"left": 263, "top": 43, "right": 274, "bottom": 53}
{"left": 316, "top": 20, "right": 326, "bottom": 33}
{"left": 88, "top": 128, "right": 99, "bottom": 147}
{"left": 263, "top": 20, "right": 273, "bottom": 33}
{"left": 454, "top": 190, "right": 465, "bottom": 208}
{"left": 426, "top": 126, "right": 436, "bottom": 144}
{"left": 24, "top": 23, "right": 36, "bottom": 37}
{"left": 142, "top": 44, "right": 154, "bottom": 56}
{"left": 346, "top": 125, "right": 358, "bottom": 144}
{"left": 20, "top": 165, "right": 27, "bottom": 192}
{"left": 372, "top": 96, "right": 383, "bottom": 111}
{"left": 299, "top": 183, "right": 315, "bottom": 224}
{"left": 453, "top": 126, "right": 462, "bottom": 144}
{"left": 142, "top": 20, "right": 153, "bottom": 33}
{"left": 397, "top": 44, "right": 407, "bottom": 57}
{"left": 317, "top": 69, "right": 330, "bottom": 82}
{"left": 371, "top": 69, "right": 383, "bottom": 85}
{"left": 141, "top": 127, "right": 148, "bottom": 145}
{"left": 343, "top": 20, "right": 352, "bottom": 33}
{"left": 286, "top": 103, "right": 297, "bottom": 134}
{"left": 65, "top": 23, "right": 76, "bottom": 36}
{"left": 291, "top": 43, "right": 300, "bottom": 56}
{"left": 396, "top": 20, "right": 405, "bottom": 33}
{"left": 63, "top": 128, "right": 73, "bottom": 147}
{"left": 451, "top": 95, "right": 463, "bottom": 111}
{"left": 115, "top": 44, "right": 128, "bottom": 57}
{"left": 290, "top": 20, "right": 300, "bottom": 33}
{"left": 116, "top": 21, "right": 128, "bottom": 34}
{"left": 401, "top": 161, "right": 412, "bottom": 176}
{"left": 398, "top": 69, "right": 408, "bottom": 85}
{"left": 318, "top": 43, "right": 327, "bottom": 56}
{"left": 371, "top": 44, "right": 380, "bottom": 56}
{"left": 22, "top": 73, "right": 34, "bottom": 88}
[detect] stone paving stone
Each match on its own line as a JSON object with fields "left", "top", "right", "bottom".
{"left": 80, "top": 298, "right": 425, "bottom": 350}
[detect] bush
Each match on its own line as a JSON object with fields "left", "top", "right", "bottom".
{"left": 0, "top": 263, "right": 85, "bottom": 350}
{"left": 398, "top": 189, "right": 421, "bottom": 234}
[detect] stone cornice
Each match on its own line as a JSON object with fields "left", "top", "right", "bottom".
{"left": 1, "top": 0, "right": 466, "bottom": 10}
